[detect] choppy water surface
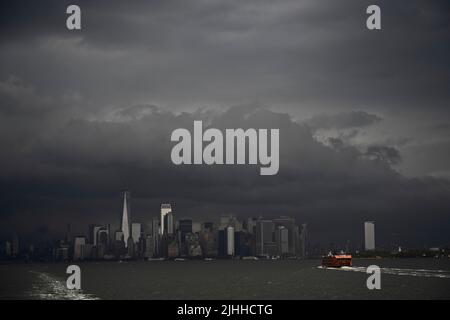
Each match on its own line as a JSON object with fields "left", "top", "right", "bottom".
{"left": 1, "top": 259, "right": 450, "bottom": 299}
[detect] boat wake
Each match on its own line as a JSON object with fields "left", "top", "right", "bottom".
{"left": 317, "top": 265, "right": 450, "bottom": 279}
{"left": 27, "top": 271, "right": 100, "bottom": 300}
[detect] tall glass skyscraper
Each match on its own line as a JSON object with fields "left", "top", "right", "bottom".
{"left": 121, "top": 190, "right": 131, "bottom": 247}
{"left": 160, "top": 203, "right": 172, "bottom": 235}
{"left": 364, "top": 221, "right": 375, "bottom": 251}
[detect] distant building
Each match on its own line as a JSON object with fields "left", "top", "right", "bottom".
{"left": 364, "top": 221, "right": 375, "bottom": 251}
{"left": 192, "top": 222, "right": 202, "bottom": 233}
{"left": 300, "top": 223, "right": 308, "bottom": 258}
{"left": 97, "top": 228, "right": 109, "bottom": 246}
{"left": 273, "top": 217, "right": 296, "bottom": 255}
{"left": 144, "top": 234, "right": 155, "bottom": 258}
{"left": 167, "top": 237, "right": 179, "bottom": 258}
{"left": 203, "top": 222, "right": 214, "bottom": 232}
{"left": 146, "top": 218, "right": 160, "bottom": 256}
{"left": 185, "top": 233, "right": 202, "bottom": 257}
{"left": 160, "top": 204, "right": 172, "bottom": 235}
{"left": 275, "top": 226, "right": 289, "bottom": 256}
{"left": 131, "top": 223, "right": 142, "bottom": 244}
{"left": 226, "top": 226, "right": 235, "bottom": 256}
{"left": 200, "top": 230, "right": 217, "bottom": 257}
{"left": 74, "top": 236, "right": 86, "bottom": 261}
{"left": 121, "top": 191, "right": 131, "bottom": 247}
{"left": 179, "top": 220, "right": 192, "bottom": 239}
{"left": 115, "top": 230, "right": 124, "bottom": 242}
{"left": 245, "top": 218, "right": 257, "bottom": 234}
{"left": 179, "top": 219, "right": 193, "bottom": 256}
{"left": 234, "top": 231, "right": 253, "bottom": 257}
{"left": 164, "top": 211, "right": 174, "bottom": 235}
{"left": 127, "top": 237, "right": 135, "bottom": 257}
{"left": 89, "top": 224, "right": 100, "bottom": 245}
{"left": 256, "top": 219, "right": 275, "bottom": 256}
{"left": 220, "top": 215, "right": 242, "bottom": 231}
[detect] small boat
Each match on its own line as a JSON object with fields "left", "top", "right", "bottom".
{"left": 322, "top": 253, "right": 352, "bottom": 268}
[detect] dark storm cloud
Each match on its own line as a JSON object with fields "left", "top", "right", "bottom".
{"left": 0, "top": 80, "right": 449, "bottom": 245}
{"left": 0, "top": 1, "right": 450, "bottom": 246}
{"left": 306, "top": 111, "right": 382, "bottom": 130}
{"left": 1, "top": 0, "right": 449, "bottom": 112}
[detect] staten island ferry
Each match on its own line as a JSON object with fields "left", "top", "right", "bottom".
{"left": 321, "top": 252, "right": 352, "bottom": 268}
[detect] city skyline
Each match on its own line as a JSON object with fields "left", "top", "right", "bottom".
{"left": 6, "top": 189, "right": 445, "bottom": 263}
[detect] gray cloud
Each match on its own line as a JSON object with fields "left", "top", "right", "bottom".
{"left": 365, "top": 145, "right": 402, "bottom": 165}
{"left": 307, "top": 111, "right": 382, "bottom": 130}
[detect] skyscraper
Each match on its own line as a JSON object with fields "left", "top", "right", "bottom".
{"left": 275, "top": 226, "right": 289, "bottom": 256}
{"left": 131, "top": 223, "right": 142, "bottom": 244}
{"left": 364, "top": 221, "right": 376, "bottom": 251}
{"left": 121, "top": 190, "right": 131, "bottom": 247}
{"left": 146, "top": 218, "right": 160, "bottom": 256}
{"left": 273, "top": 217, "right": 296, "bottom": 255}
{"left": 300, "top": 223, "right": 308, "bottom": 258}
{"left": 160, "top": 204, "right": 172, "bottom": 235}
{"left": 179, "top": 220, "right": 193, "bottom": 240}
{"left": 256, "top": 219, "right": 275, "bottom": 256}
{"left": 226, "top": 226, "right": 235, "bottom": 256}
{"left": 74, "top": 236, "right": 86, "bottom": 261}
{"left": 164, "top": 211, "right": 174, "bottom": 235}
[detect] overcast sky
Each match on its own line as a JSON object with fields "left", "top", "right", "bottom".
{"left": 0, "top": 0, "right": 449, "bottom": 247}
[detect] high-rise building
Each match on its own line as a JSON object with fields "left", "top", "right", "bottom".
{"left": 160, "top": 204, "right": 172, "bottom": 235}
{"left": 234, "top": 231, "right": 252, "bottom": 257}
{"left": 218, "top": 229, "right": 226, "bottom": 256}
{"left": 226, "top": 226, "right": 235, "bottom": 256}
{"left": 115, "top": 230, "right": 124, "bottom": 242}
{"left": 273, "top": 217, "right": 296, "bottom": 255}
{"left": 245, "top": 218, "right": 257, "bottom": 234}
{"left": 364, "top": 221, "right": 375, "bottom": 251}
{"left": 164, "top": 211, "right": 174, "bottom": 235}
{"left": 89, "top": 224, "right": 100, "bottom": 245}
{"left": 131, "top": 223, "right": 142, "bottom": 244}
{"left": 179, "top": 220, "right": 193, "bottom": 239}
{"left": 192, "top": 222, "right": 202, "bottom": 233}
{"left": 275, "top": 226, "right": 289, "bottom": 256}
{"left": 146, "top": 218, "right": 160, "bottom": 256}
{"left": 300, "top": 223, "right": 308, "bottom": 258}
{"left": 74, "top": 236, "right": 86, "bottom": 261}
{"left": 203, "top": 222, "right": 214, "bottom": 232}
{"left": 200, "top": 229, "right": 217, "bottom": 257}
{"left": 114, "top": 230, "right": 125, "bottom": 256}
{"left": 121, "top": 190, "right": 131, "bottom": 247}
{"left": 144, "top": 234, "right": 155, "bottom": 258}
{"left": 256, "top": 219, "right": 275, "bottom": 256}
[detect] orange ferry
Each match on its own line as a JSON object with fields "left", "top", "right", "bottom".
{"left": 321, "top": 254, "right": 352, "bottom": 268}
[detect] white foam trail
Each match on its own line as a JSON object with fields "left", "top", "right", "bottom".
{"left": 28, "top": 271, "right": 99, "bottom": 300}
{"left": 317, "top": 265, "right": 450, "bottom": 279}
